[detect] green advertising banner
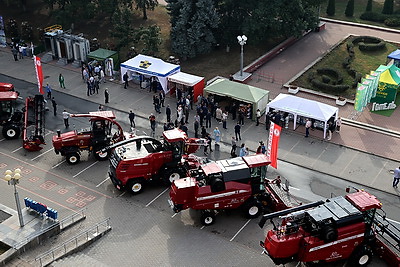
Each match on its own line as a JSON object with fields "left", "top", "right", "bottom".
{"left": 355, "top": 84, "right": 367, "bottom": 112}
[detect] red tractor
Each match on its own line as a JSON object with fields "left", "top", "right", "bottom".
{"left": 0, "top": 91, "right": 23, "bottom": 139}
{"left": 105, "top": 128, "right": 204, "bottom": 194}
{"left": 52, "top": 111, "right": 126, "bottom": 165}
{"left": 258, "top": 188, "right": 400, "bottom": 266}
{"left": 169, "top": 154, "right": 295, "bottom": 226}
{"left": 0, "top": 82, "right": 15, "bottom": 92}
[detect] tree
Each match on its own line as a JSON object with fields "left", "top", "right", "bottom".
{"left": 136, "top": 25, "right": 162, "bottom": 55}
{"left": 345, "top": 0, "right": 354, "bottom": 17}
{"left": 382, "top": 0, "right": 394, "bottom": 14}
{"left": 326, "top": 0, "right": 335, "bottom": 16}
{"left": 366, "top": 0, "right": 373, "bottom": 12}
{"left": 110, "top": 4, "right": 136, "bottom": 50}
{"left": 134, "top": 0, "right": 158, "bottom": 20}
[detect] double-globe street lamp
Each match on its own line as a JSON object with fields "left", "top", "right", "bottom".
{"left": 237, "top": 35, "right": 247, "bottom": 77}
{"left": 3, "top": 169, "right": 24, "bottom": 227}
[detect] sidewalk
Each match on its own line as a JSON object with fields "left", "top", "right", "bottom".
{"left": 0, "top": 21, "right": 399, "bottom": 196}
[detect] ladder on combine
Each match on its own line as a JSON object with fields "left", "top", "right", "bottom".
{"left": 23, "top": 95, "right": 46, "bottom": 151}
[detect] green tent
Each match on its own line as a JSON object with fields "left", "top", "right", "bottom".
{"left": 204, "top": 78, "right": 269, "bottom": 119}
{"left": 370, "top": 64, "right": 400, "bottom": 111}
{"left": 87, "top": 48, "right": 119, "bottom": 70}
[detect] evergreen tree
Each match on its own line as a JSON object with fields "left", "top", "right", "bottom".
{"left": 382, "top": 0, "right": 394, "bottom": 14}
{"left": 345, "top": 0, "right": 354, "bottom": 17}
{"left": 134, "top": 0, "right": 158, "bottom": 20}
{"left": 365, "top": 0, "right": 373, "bottom": 12}
{"left": 326, "top": 0, "right": 335, "bottom": 16}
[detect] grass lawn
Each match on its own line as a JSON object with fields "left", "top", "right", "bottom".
{"left": 292, "top": 36, "right": 399, "bottom": 100}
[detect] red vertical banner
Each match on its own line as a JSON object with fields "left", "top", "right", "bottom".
{"left": 267, "top": 121, "right": 281, "bottom": 169}
{"left": 34, "top": 56, "right": 44, "bottom": 94}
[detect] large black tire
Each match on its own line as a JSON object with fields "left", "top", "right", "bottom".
{"left": 200, "top": 210, "right": 216, "bottom": 226}
{"left": 243, "top": 199, "right": 263, "bottom": 218}
{"left": 94, "top": 145, "right": 109, "bottom": 161}
{"left": 349, "top": 246, "right": 373, "bottom": 266}
{"left": 66, "top": 152, "right": 81, "bottom": 165}
{"left": 321, "top": 226, "right": 337, "bottom": 243}
{"left": 163, "top": 168, "right": 186, "bottom": 185}
{"left": 210, "top": 177, "right": 225, "bottom": 193}
{"left": 2, "top": 124, "right": 20, "bottom": 140}
{"left": 127, "top": 178, "right": 145, "bottom": 195}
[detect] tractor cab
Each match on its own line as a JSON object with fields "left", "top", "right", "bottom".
{"left": 162, "top": 128, "right": 189, "bottom": 161}
{"left": 0, "top": 91, "right": 19, "bottom": 123}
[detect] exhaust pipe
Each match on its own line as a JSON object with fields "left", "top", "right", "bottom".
{"left": 57, "top": 129, "right": 61, "bottom": 137}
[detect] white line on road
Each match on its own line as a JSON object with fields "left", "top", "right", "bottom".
{"left": 146, "top": 188, "right": 169, "bottom": 207}
{"left": 230, "top": 219, "right": 251, "bottom": 242}
{"left": 12, "top": 147, "right": 23, "bottom": 153}
{"left": 45, "top": 131, "right": 53, "bottom": 136}
{"left": 200, "top": 226, "right": 205, "bottom": 230}
{"left": 0, "top": 138, "right": 5, "bottom": 142}
{"left": 52, "top": 159, "right": 66, "bottom": 169}
{"left": 96, "top": 177, "right": 110, "bottom": 188}
{"left": 72, "top": 161, "right": 98, "bottom": 178}
{"left": 118, "top": 191, "right": 126, "bottom": 197}
{"left": 31, "top": 148, "right": 54, "bottom": 161}
{"left": 289, "top": 186, "right": 300, "bottom": 191}
{"left": 387, "top": 218, "right": 400, "bottom": 224}
{"left": 171, "top": 212, "right": 178, "bottom": 218}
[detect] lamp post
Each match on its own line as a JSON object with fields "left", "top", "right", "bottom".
{"left": 237, "top": 35, "right": 247, "bottom": 77}
{"left": 4, "top": 169, "right": 24, "bottom": 227}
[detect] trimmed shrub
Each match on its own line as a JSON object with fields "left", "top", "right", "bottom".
{"left": 322, "top": 75, "right": 331, "bottom": 83}
{"left": 311, "top": 79, "right": 349, "bottom": 93}
{"left": 360, "top": 12, "right": 388, "bottom": 22}
{"left": 326, "top": 0, "right": 335, "bottom": 16}
{"left": 345, "top": 0, "right": 355, "bottom": 17}
{"left": 382, "top": 0, "right": 394, "bottom": 15}
{"left": 351, "top": 36, "right": 386, "bottom": 51}
{"left": 316, "top": 68, "right": 343, "bottom": 83}
{"left": 384, "top": 17, "right": 400, "bottom": 26}
{"left": 366, "top": 0, "right": 373, "bottom": 12}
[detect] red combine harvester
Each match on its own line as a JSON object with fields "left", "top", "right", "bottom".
{"left": 0, "top": 83, "right": 15, "bottom": 92}
{"left": 169, "top": 154, "right": 296, "bottom": 226}
{"left": 22, "top": 95, "right": 46, "bottom": 151}
{"left": 105, "top": 128, "right": 204, "bottom": 194}
{"left": 52, "top": 111, "right": 126, "bottom": 164}
{"left": 0, "top": 91, "right": 23, "bottom": 139}
{"left": 259, "top": 188, "right": 400, "bottom": 266}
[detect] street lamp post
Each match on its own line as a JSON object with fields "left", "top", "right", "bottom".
{"left": 4, "top": 169, "right": 24, "bottom": 227}
{"left": 237, "top": 35, "right": 247, "bottom": 77}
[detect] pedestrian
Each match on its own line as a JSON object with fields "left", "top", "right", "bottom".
{"left": 18, "top": 45, "right": 24, "bottom": 59}
{"left": 234, "top": 122, "right": 241, "bottom": 141}
{"left": 95, "top": 76, "right": 100, "bottom": 94}
{"left": 149, "top": 113, "right": 156, "bottom": 134}
{"left": 89, "top": 76, "right": 95, "bottom": 95}
{"left": 257, "top": 141, "right": 266, "bottom": 154}
{"left": 100, "top": 68, "right": 105, "bottom": 83}
{"left": 98, "top": 105, "right": 104, "bottom": 111}
{"left": 62, "top": 109, "right": 70, "bottom": 127}
{"left": 216, "top": 107, "right": 222, "bottom": 123}
{"left": 51, "top": 97, "right": 57, "bottom": 116}
{"left": 184, "top": 106, "right": 190, "bottom": 124}
{"left": 12, "top": 47, "right": 18, "bottom": 61}
{"left": 177, "top": 105, "right": 184, "bottom": 124}
{"left": 327, "top": 121, "right": 335, "bottom": 141}
{"left": 86, "top": 81, "right": 92, "bottom": 96}
{"left": 123, "top": 72, "right": 129, "bottom": 89}
{"left": 201, "top": 126, "right": 207, "bottom": 138}
{"left": 336, "top": 117, "right": 342, "bottom": 132}
{"left": 205, "top": 110, "right": 212, "bottom": 128}
{"left": 231, "top": 137, "right": 237, "bottom": 157}
{"left": 45, "top": 84, "right": 52, "bottom": 99}
{"left": 238, "top": 108, "right": 244, "bottom": 125}
{"left": 213, "top": 127, "right": 221, "bottom": 144}
{"left": 265, "top": 111, "right": 272, "bottom": 130}
{"left": 393, "top": 166, "right": 400, "bottom": 188}
{"left": 59, "top": 73, "right": 66, "bottom": 89}
{"left": 159, "top": 90, "right": 165, "bottom": 107}
{"left": 129, "top": 110, "right": 136, "bottom": 128}
{"left": 222, "top": 111, "right": 228, "bottom": 129}
{"left": 239, "top": 143, "right": 246, "bottom": 157}
{"left": 83, "top": 67, "right": 89, "bottom": 82}
{"left": 256, "top": 109, "right": 261, "bottom": 126}
{"left": 166, "top": 104, "right": 171, "bottom": 123}
{"left": 204, "top": 133, "right": 213, "bottom": 155}
{"left": 179, "top": 123, "right": 188, "bottom": 135}
{"left": 305, "top": 118, "right": 311, "bottom": 138}
{"left": 104, "top": 89, "right": 109, "bottom": 104}
{"left": 231, "top": 102, "right": 237, "bottom": 121}
{"left": 274, "top": 112, "right": 281, "bottom": 126}
{"left": 194, "top": 119, "right": 199, "bottom": 138}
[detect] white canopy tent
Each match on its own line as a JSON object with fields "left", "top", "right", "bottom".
{"left": 120, "top": 54, "right": 180, "bottom": 93}
{"left": 267, "top": 94, "right": 339, "bottom": 138}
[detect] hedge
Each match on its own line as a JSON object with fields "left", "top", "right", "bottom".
{"left": 311, "top": 79, "right": 349, "bottom": 93}
{"left": 360, "top": 12, "right": 388, "bottom": 22}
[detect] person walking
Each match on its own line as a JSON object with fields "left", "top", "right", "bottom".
{"left": 194, "top": 119, "right": 200, "bottom": 138}
{"left": 104, "top": 89, "right": 109, "bottom": 104}
{"left": 100, "top": 68, "right": 105, "bottom": 83}
{"left": 149, "top": 113, "right": 156, "bottom": 135}
{"left": 256, "top": 109, "right": 261, "bottom": 126}
{"left": 159, "top": 90, "right": 165, "bottom": 107}
{"left": 234, "top": 122, "right": 241, "bottom": 141}
{"left": 239, "top": 143, "right": 246, "bottom": 157}
{"left": 215, "top": 107, "right": 222, "bottom": 123}
{"left": 204, "top": 133, "right": 213, "bottom": 155}
{"left": 51, "top": 97, "right": 57, "bottom": 116}
{"left": 59, "top": 73, "right": 66, "bottom": 89}
{"left": 336, "top": 117, "right": 342, "bottom": 133}
{"left": 62, "top": 110, "right": 70, "bottom": 127}
{"left": 12, "top": 47, "right": 18, "bottom": 61}
{"left": 393, "top": 166, "right": 400, "bottom": 188}
{"left": 205, "top": 110, "right": 212, "bottom": 128}
{"left": 123, "top": 72, "right": 129, "bottom": 89}
{"left": 129, "top": 110, "right": 135, "bottom": 128}
{"left": 222, "top": 111, "right": 228, "bottom": 129}
{"left": 305, "top": 118, "right": 311, "bottom": 138}
{"left": 230, "top": 136, "right": 237, "bottom": 157}
{"left": 45, "top": 84, "right": 52, "bottom": 99}
{"left": 238, "top": 108, "right": 244, "bottom": 125}
{"left": 166, "top": 104, "right": 171, "bottom": 123}
{"left": 201, "top": 126, "right": 207, "bottom": 138}
{"left": 98, "top": 105, "right": 104, "bottom": 111}
{"left": 213, "top": 127, "right": 221, "bottom": 144}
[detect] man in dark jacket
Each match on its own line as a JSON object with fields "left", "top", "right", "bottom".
{"left": 166, "top": 104, "right": 171, "bottom": 122}
{"left": 129, "top": 110, "right": 135, "bottom": 128}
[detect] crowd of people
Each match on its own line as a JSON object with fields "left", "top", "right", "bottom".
{"left": 82, "top": 63, "right": 105, "bottom": 96}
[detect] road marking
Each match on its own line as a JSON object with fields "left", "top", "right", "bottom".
{"left": 52, "top": 160, "right": 66, "bottom": 169}
{"left": 289, "top": 186, "right": 300, "bottom": 191}
{"left": 118, "top": 191, "right": 126, "bottom": 197}
{"left": 171, "top": 212, "right": 178, "bottom": 218}
{"left": 73, "top": 161, "right": 99, "bottom": 178}
{"left": 146, "top": 188, "right": 169, "bottom": 207}
{"left": 200, "top": 226, "right": 205, "bottom": 230}
{"left": 96, "top": 177, "right": 110, "bottom": 188}
{"left": 45, "top": 131, "right": 53, "bottom": 136}
{"left": 31, "top": 148, "right": 54, "bottom": 161}
{"left": 230, "top": 219, "right": 251, "bottom": 242}
{"left": 387, "top": 218, "right": 400, "bottom": 224}
{"left": 371, "top": 161, "right": 388, "bottom": 185}
{"left": 0, "top": 138, "right": 5, "bottom": 142}
{"left": 12, "top": 147, "right": 23, "bottom": 153}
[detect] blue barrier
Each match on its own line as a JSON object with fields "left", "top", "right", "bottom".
{"left": 24, "top": 197, "right": 58, "bottom": 220}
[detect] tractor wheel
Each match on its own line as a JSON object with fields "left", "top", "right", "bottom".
{"left": 243, "top": 199, "right": 263, "bottom": 218}
{"left": 200, "top": 210, "right": 216, "bottom": 226}
{"left": 94, "top": 146, "right": 108, "bottom": 161}
{"left": 163, "top": 168, "right": 186, "bottom": 185}
{"left": 127, "top": 178, "right": 145, "bottom": 195}
{"left": 2, "top": 125, "right": 20, "bottom": 140}
{"left": 349, "top": 246, "right": 373, "bottom": 266}
{"left": 66, "top": 152, "right": 80, "bottom": 165}
{"left": 321, "top": 226, "right": 337, "bottom": 242}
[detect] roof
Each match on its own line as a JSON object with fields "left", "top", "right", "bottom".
{"left": 388, "top": 49, "right": 400, "bottom": 60}
{"left": 162, "top": 128, "right": 187, "bottom": 142}
{"left": 0, "top": 91, "right": 18, "bottom": 100}
{"left": 87, "top": 48, "right": 117, "bottom": 60}
{"left": 379, "top": 64, "right": 400, "bottom": 85}
{"left": 204, "top": 78, "right": 269, "bottom": 104}
{"left": 168, "top": 72, "right": 204, "bottom": 87}
{"left": 346, "top": 191, "right": 382, "bottom": 211}
{"left": 242, "top": 154, "right": 271, "bottom": 168}
{"left": 268, "top": 93, "right": 338, "bottom": 122}
{"left": 120, "top": 54, "right": 180, "bottom": 77}
{"left": 88, "top": 111, "right": 116, "bottom": 119}
{"left": 0, "top": 83, "right": 14, "bottom": 92}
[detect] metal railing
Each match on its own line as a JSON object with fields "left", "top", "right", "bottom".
{"left": 35, "top": 218, "right": 111, "bottom": 267}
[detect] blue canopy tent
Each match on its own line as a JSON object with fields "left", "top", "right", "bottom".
{"left": 387, "top": 49, "right": 400, "bottom": 67}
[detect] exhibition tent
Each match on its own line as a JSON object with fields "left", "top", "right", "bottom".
{"left": 120, "top": 54, "right": 180, "bottom": 93}
{"left": 267, "top": 94, "right": 339, "bottom": 138}
{"left": 388, "top": 50, "right": 400, "bottom": 67}
{"left": 204, "top": 78, "right": 269, "bottom": 119}
{"left": 87, "top": 48, "right": 119, "bottom": 72}
{"left": 168, "top": 72, "right": 205, "bottom": 102}
{"left": 370, "top": 63, "right": 400, "bottom": 106}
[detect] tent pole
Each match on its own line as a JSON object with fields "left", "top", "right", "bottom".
{"left": 294, "top": 114, "right": 297, "bottom": 130}
{"left": 324, "top": 121, "right": 327, "bottom": 139}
